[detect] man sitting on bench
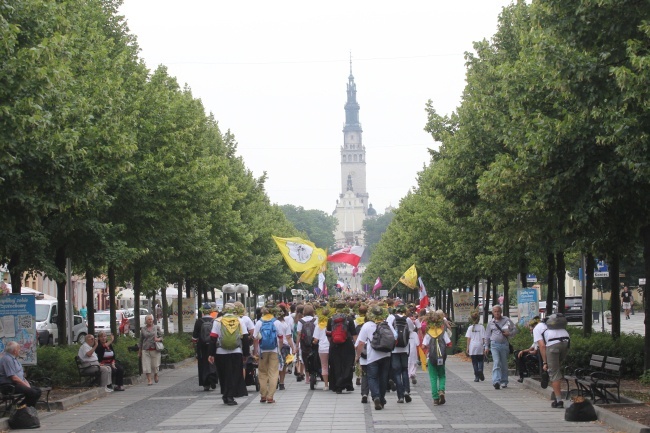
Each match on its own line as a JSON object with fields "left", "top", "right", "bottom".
{"left": 78, "top": 335, "right": 113, "bottom": 392}
{"left": 0, "top": 341, "right": 41, "bottom": 407}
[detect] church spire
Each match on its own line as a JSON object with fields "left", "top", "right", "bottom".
{"left": 344, "top": 53, "right": 361, "bottom": 132}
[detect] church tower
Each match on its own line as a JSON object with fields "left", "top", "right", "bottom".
{"left": 333, "top": 60, "right": 369, "bottom": 246}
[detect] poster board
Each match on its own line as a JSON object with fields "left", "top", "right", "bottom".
{"left": 0, "top": 295, "right": 37, "bottom": 365}
{"left": 171, "top": 297, "right": 195, "bottom": 333}
{"left": 517, "top": 289, "right": 538, "bottom": 325}
{"left": 452, "top": 292, "right": 474, "bottom": 323}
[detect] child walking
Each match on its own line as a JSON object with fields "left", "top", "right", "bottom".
{"left": 422, "top": 310, "right": 452, "bottom": 405}
{"left": 465, "top": 309, "right": 486, "bottom": 382}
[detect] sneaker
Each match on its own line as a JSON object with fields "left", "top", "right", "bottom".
{"left": 203, "top": 386, "right": 210, "bottom": 391}
{"left": 389, "top": 379, "right": 397, "bottom": 391}
{"left": 336, "top": 390, "right": 343, "bottom": 394}
{"left": 114, "top": 386, "right": 125, "bottom": 391}
{"left": 551, "top": 400, "right": 564, "bottom": 409}
{"left": 479, "top": 372, "right": 485, "bottom": 381}
{"left": 493, "top": 383, "right": 500, "bottom": 390}
{"left": 279, "top": 383, "right": 285, "bottom": 391}
{"left": 541, "top": 371, "right": 549, "bottom": 389}
{"left": 517, "top": 378, "right": 524, "bottom": 383}
{"left": 374, "top": 398, "right": 383, "bottom": 410}
{"left": 433, "top": 399, "right": 440, "bottom": 405}
{"left": 474, "top": 378, "right": 480, "bottom": 382}
{"left": 296, "top": 375, "right": 303, "bottom": 382}
{"left": 346, "top": 386, "right": 355, "bottom": 392}
{"left": 323, "top": 386, "right": 329, "bottom": 391}
{"left": 361, "top": 395, "right": 368, "bottom": 403}
{"left": 404, "top": 393, "right": 412, "bottom": 403}
{"left": 438, "top": 391, "right": 445, "bottom": 405}
{"left": 501, "top": 383, "right": 507, "bottom": 388}
{"left": 105, "top": 386, "right": 113, "bottom": 393}
{"left": 397, "top": 398, "right": 404, "bottom": 403}
{"left": 410, "top": 375, "right": 417, "bottom": 385}
{"left": 356, "top": 377, "right": 361, "bottom": 386}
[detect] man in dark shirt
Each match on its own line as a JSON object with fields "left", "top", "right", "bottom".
{"left": 621, "top": 286, "right": 633, "bottom": 320}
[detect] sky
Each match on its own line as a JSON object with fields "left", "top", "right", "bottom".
{"left": 118, "top": 1, "right": 514, "bottom": 215}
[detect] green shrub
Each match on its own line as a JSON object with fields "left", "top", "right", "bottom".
{"left": 27, "top": 332, "right": 195, "bottom": 387}
{"left": 640, "top": 370, "right": 650, "bottom": 385}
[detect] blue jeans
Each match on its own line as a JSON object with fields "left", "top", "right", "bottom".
{"left": 366, "top": 356, "right": 390, "bottom": 402}
{"left": 491, "top": 341, "right": 509, "bottom": 385}
{"left": 391, "top": 352, "right": 410, "bottom": 399}
{"left": 470, "top": 354, "right": 484, "bottom": 378}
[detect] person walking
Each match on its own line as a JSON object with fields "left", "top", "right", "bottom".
{"left": 253, "top": 305, "right": 284, "bottom": 403}
{"left": 208, "top": 303, "right": 247, "bottom": 405}
{"left": 192, "top": 304, "right": 217, "bottom": 391}
{"left": 423, "top": 310, "right": 451, "bottom": 405}
{"left": 139, "top": 315, "right": 163, "bottom": 386}
{"left": 387, "top": 304, "right": 413, "bottom": 403}
{"left": 327, "top": 300, "right": 357, "bottom": 394}
{"left": 314, "top": 306, "right": 331, "bottom": 391}
{"left": 534, "top": 313, "right": 570, "bottom": 408}
{"left": 465, "top": 309, "right": 486, "bottom": 382}
{"left": 354, "top": 304, "right": 369, "bottom": 402}
{"left": 484, "top": 305, "right": 517, "bottom": 389}
{"left": 355, "top": 305, "right": 396, "bottom": 410}
{"left": 621, "top": 286, "right": 633, "bottom": 320}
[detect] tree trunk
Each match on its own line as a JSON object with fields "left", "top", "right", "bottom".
{"left": 556, "top": 251, "right": 566, "bottom": 316}
{"left": 108, "top": 266, "right": 117, "bottom": 339}
{"left": 55, "top": 247, "right": 67, "bottom": 346}
{"left": 85, "top": 269, "right": 95, "bottom": 335}
{"left": 483, "top": 277, "right": 491, "bottom": 323}
{"left": 177, "top": 278, "right": 184, "bottom": 334}
{"left": 641, "top": 225, "right": 650, "bottom": 371}
{"left": 585, "top": 253, "right": 595, "bottom": 338}
{"left": 8, "top": 252, "right": 22, "bottom": 294}
{"left": 610, "top": 254, "right": 621, "bottom": 340}
{"left": 161, "top": 286, "right": 169, "bottom": 335}
{"left": 502, "top": 274, "right": 510, "bottom": 317}
{"left": 134, "top": 267, "right": 142, "bottom": 337}
{"left": 491, "top": 276, "right": 497, "bottom": 313}
{"left": 545, "top": 252, "right": 564, "bottom": 317}
{"left": 474, "top": 278, "right": 480, "bottom": 308}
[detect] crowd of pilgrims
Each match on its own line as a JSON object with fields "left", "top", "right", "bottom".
{"left": 191, "top": 297, "right": 451, "bottom": 408}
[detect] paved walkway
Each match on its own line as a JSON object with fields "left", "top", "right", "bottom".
{"left": 29, "top": 354, "right": 614, "bottom": 433}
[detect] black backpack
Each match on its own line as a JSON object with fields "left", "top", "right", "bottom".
{"left": 299, "top": 318, "right": 316, "bottom": 349}
{"left": 394, "top": 315, "right": 410, "bottom": 348}
{"left": 370, "top": 321, "right": 396, "bottom": 352}
{"left": 199, "top": 318, "right": 214, "bottom": 344}
{"left": 428, "top": 336, "right": 447, "bottom": 366}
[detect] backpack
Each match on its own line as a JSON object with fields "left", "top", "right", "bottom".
{"left": 219, "top": 316, "right": 242, "bottom": 350}
{"left": 545, "top": 313, "right": 568, "bottom": 330}
{"left": 331, "top": 313, "right": 349, "bottom": 344}
{"left": 428, "top": 336, "right": 447, "bottom": 366}
{"left": 370, "top": 321, "right": 396, "bottom": 352}
{"left": 199, "top": 318, "right": 214, "bottom": 345}
{"left": 299, "top": 318, "right": 316, "bottom": 349}
{"left": 394, "top": 315, "right": 410, "bottom": 348}
{"left": 259, "top": 318, "right": 278, "bottom": 351}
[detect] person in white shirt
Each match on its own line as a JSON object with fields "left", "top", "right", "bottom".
{"left": 314, "top": 306, "right": 331, "bottom": 391}
{"left": 253, "top": 305, "right": 285, "bottom": 404}
{"left": 355, "top": 305, "right": 396, "bottom": 410}
{"left": 208, "top": 304, "right": 248, "bottom": 405}
{"left": 534, "top": 314, "right": 570, "bottom": 408}
{"left": 277, "top": 305, "right": 295, "bottom": 390}
{"left": 465, "top": 309, "right": 486, "bottom": 382}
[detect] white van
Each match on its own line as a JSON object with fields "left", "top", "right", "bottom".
{"left": 35, "top": 299, "right": 87, "bottom": 344}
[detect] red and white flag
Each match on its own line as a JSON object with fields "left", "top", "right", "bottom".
{"left": 373, "top": 277, "right": 382, "bottom": 294}
{"left": 327, "top": 246, "right": 364, "bottom": 267}
{"left": 418, "top": 277, "right": 429, "bottom": 310}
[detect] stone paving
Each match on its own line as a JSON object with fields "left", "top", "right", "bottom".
{"left": 28, "top": 351, "right": 615, "bottom": 433}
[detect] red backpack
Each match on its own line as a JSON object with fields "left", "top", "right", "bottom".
{"left": 330, "top": 314, "right": 349, "bottom": 344}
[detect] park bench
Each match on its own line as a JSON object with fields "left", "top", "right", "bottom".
{"left": 28, "top": 375, "right": 52, "bottom": 411}
{"left": 0, "top": 384, "right": 23, "bottom": 417}
{"left": 74, "top": 356, "right": 101, "bottom": 387}
{"left": 574, "top": 354, "right": 623, "bottom": 403}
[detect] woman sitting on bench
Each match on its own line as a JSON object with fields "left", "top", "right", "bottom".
{"left": 96, "top": 332, "right": 126, "bottom": 391}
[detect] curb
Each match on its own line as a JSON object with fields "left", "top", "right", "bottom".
{"left": 521, "top": 377, "right": 650, "bottom": 433}
{"left": 0, "top": 357, "right": 195, "bottom": 430}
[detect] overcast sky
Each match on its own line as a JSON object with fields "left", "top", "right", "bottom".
{"left": 119, "top": 1, "right": 513, "bottom": 215}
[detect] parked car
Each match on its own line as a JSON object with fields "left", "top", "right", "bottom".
{"left": 539, "top": 301, "right": 558, "bottom": 316}
{"left": 72, "top": 315, "right": 88, "bottom": 343}
{"left": 564, "top": 296, "right": 583, "bottom": 322}
{"left": 94, "top": 310, "right": 130, "bottom": 335}
{"left": 126, "top": 307, "right": 150, "bottom": 330}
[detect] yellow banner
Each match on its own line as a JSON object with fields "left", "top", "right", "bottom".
{"left": 272, "top": 236, "right": 327, "bottom": 273}
{"left": 399, "top": 264, "right": 418, "bottom": 289}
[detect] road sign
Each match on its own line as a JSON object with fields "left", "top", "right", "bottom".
{"left": 594, "top": 271, "right": 609, "bottom": 278}
{"left": 640, "top": 278, "right": 646, "bottom": 285}
{"left": 278, "top": 285, "right": 286, "bottom": 293}
{"left": 526, "top": 274, "right": 537, "bottom": 283}
{"left": 93, "top": 281, "right": 106, "bottom": 289}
